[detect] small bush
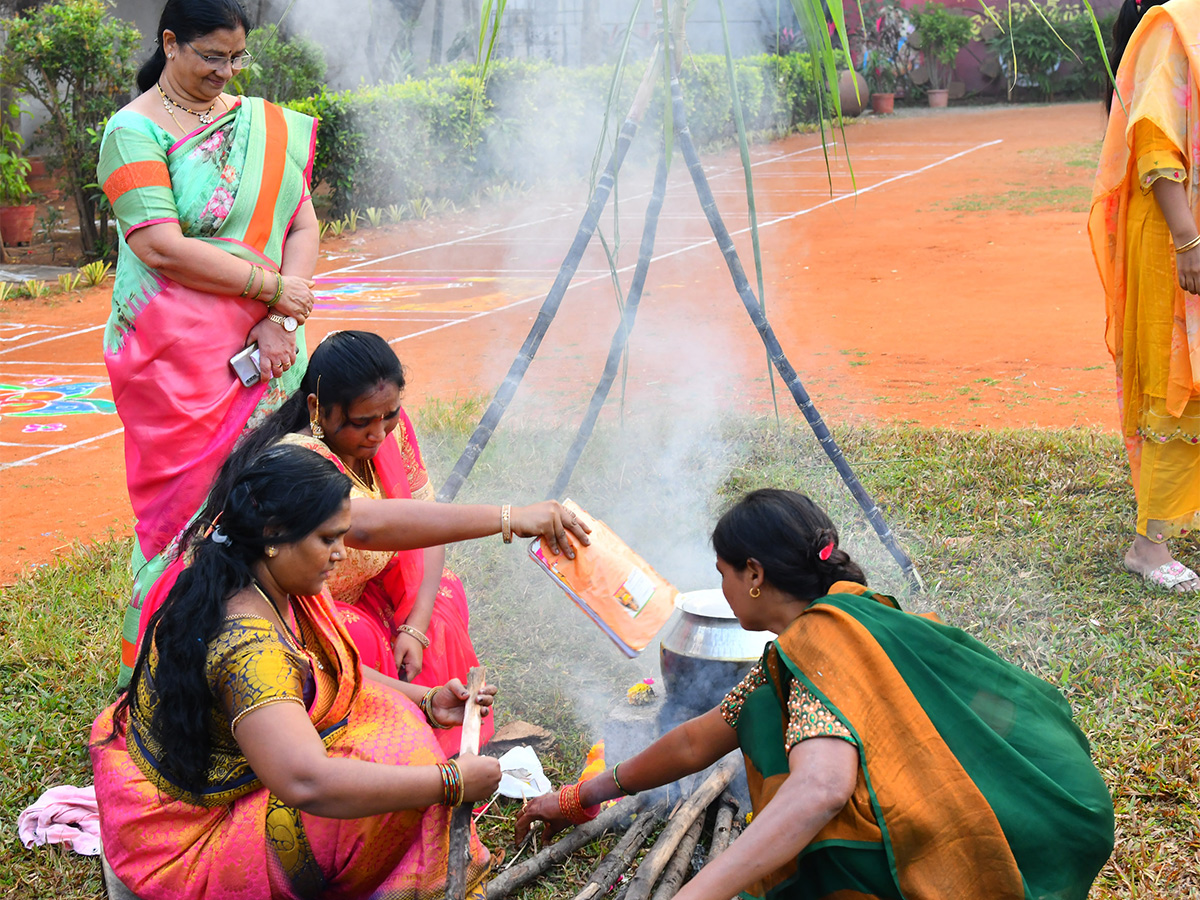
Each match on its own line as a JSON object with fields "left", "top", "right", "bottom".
{"left": 1, "top": 0, "right": 140, "bottom": 259}
{"left": 985, "top": 0, "right": 1116, "bottom": 101}
{"left": 287, "top": 52, "right": 839, "bottom": 215}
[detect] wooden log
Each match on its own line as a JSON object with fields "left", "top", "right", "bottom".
{"left": 446, "top": 666, "right": 487, "bottom": 900}
{"left": 486, "top": 797, "right": 639, "bottom": 900}
{"left": 571, "top": 797, "right": 668, "bottom": 900}
{"left": 703, "top": 791, "right": 739, "bottom": 864}
{"left": 648, "top": 810, "right": 704, "bottom": 900}
{"left": 621, "top": 756, "right": 738, "bottom": 900}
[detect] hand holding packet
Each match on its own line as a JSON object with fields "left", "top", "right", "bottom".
{"left": 528, "top": 500, "right": 678, "bottom": 657}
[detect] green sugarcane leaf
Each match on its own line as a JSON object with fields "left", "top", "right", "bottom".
{"left": 1081, "top": 0, "right": 1125, "bottom": 113}
{"left": 718, "top": 0, "right": 780, "bottom": 426}
{"left": 590, "top": 0, "right": 643, "bottom": 192}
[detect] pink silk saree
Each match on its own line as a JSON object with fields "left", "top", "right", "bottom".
{"left": 91, "top": 591, "right": 490, "bottom": 900}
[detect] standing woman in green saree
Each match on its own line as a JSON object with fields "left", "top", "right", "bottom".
{"left": 100, "top": 0, "right": 319, "bottom": 685}
{"left": 517, "top": 490, "right": 1115, "bottom": 899}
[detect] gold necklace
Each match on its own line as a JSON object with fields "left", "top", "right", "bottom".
{"left": 252, "top": 582, "right": 325, "bottom": 671}
{"left": 346, "top": 458, "right": 379, "bottom": 495}
{"left": 157, "top": 82, "right": 219, "bottom": 127}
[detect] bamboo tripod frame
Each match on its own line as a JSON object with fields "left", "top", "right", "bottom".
{"left": 439, "top": 31, "right": 923, "bottom": 592}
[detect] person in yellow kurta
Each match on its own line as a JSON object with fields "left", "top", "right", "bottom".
{"left": 1091, "top": 0, "right": 1200, "bottom": 590}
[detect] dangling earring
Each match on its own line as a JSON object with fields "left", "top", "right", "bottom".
{"left": 265, "top": 546, "right": 278, "bottom": 558}
{"left": 310, "top": 375, "right": 325, "bottom": 439}
{"left": 749, "top": 586, "right": 761, "bottom": 598}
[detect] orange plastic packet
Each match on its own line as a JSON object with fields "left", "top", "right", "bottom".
{"left": 528, "top": 500, "right": 679, "bottom": 657}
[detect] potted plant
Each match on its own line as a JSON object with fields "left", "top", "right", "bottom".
{"left": 0, "top": 102, "right": 35, "bottom": 246}
{"left": 861, "top": 0, "right": 919, "bottom": 114}
{"left": 911, "top": 2, "right": 975, "bottom": 107}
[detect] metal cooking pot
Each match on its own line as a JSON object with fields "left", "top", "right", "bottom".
{"left": 658, "top": 589, "right": 775, "bottom": 712}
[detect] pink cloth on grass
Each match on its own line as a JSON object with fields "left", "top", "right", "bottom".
{"left": 17, "top": 784, "right": 101, "bottom": 856}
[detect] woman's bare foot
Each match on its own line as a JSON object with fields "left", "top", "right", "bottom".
{"left": 1123, "top": 534, "right": 1200, "bottom": 592}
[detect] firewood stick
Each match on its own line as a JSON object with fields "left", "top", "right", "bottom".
{"left": 702, "top": 792, "right": 739, "bottom": 864}
{"left": 648, "top": 811, "right": 705, "bottom": 900}
{"left": 571, "top": 796, "right": 667, "bottom": 900}
{"left": 621, "top": 756, "right": 738, "bottom": 900}
{"left": 446, "top": 666, "right": 487, "bottom": 900}
{"left": 485, "top": 796, "right": 639, "bottom": 900}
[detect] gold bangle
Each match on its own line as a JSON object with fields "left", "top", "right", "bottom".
{"left": 251, "top": 265, "right": 266, "bottom": 300}
{"left": 398, "top": 623, "right": 430, "bottom": 648}
{"left": 1177, "top": 234, "right": 1200, "bottom": 253}
{"left": 240, "top": 263, "right": 257, "bottom": 297}
{"left": 501, "top": 504, "right": 512, "bottom": 544}
{"left": 421, "top": 685, "right": 452, "bottom": 729}
{"left": 268, "top": 273, "right": 284, "bottom": 307}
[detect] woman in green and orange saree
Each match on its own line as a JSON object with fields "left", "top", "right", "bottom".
{"left": 100, "top": 0, "right": 319, "bottom": 684}
{"left": 516, "top": 490, "right": 1115, "bottom": 899}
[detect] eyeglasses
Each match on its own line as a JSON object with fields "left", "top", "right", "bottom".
{"left": 183, "top": 42, "right": 254, "bottom": 71}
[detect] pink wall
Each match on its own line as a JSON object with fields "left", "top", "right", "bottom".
{"left": 845, "top": 0, "right": 1123, "bottom": 98}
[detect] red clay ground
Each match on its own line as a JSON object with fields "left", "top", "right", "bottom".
{"left": 0, "top": 102, "right": 1113, "bottom": 582}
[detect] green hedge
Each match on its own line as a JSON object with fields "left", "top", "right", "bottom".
{"left": 286, "top": 52, "right": 838, "bottom": 214}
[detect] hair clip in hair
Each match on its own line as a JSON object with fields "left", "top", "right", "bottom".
{"left": 211, "top": 526, "right": 231, "bottom": 546}
{"left": 818, "top": 542, "right": 834, "bottom": 561}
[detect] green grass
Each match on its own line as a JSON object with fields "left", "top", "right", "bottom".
{"left": 940, "top": 185, "right": 1093, "bottom": 214}
{"left": 3, "top": 411, "right": 1199, "bottom": 897}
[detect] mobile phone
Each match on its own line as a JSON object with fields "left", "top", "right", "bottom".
{"left": 229, "top": 343, "right": 262, "bottom": 387}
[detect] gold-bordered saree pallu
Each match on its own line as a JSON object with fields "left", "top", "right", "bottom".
{"left": 734, "top": 582, "right": 1114, "bottom": 900}
{"left": 99, "top": 97, "right": 315, "bottom": 683}
{"left": 90, "top": 592, "right": 490, "bottom": 900}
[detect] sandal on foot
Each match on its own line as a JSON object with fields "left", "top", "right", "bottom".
{"left": 1137, "top": 560, "right": 1200, "bottom": 591}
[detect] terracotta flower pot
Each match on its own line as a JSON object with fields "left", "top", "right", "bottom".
{"left": 870, "top": 92, "right": 895, "bottom": 115}
{"left": 26, "top": 157, "right": 47, "bottom": 178}
{"left": 927, "top": 89, "right": 949, "bottom": 108}
{"left": 0, "top": 204, "right": 36, "bottom": 245}
{"left": 838, "top": 70, "right": 870, "bottom": 117}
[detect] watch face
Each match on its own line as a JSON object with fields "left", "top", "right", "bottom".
{"left": 284, "top": 316, "right": 297, "bottom": 333}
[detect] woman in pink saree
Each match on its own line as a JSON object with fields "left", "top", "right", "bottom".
{"left": 92, "top": 445, "right": 498, "bottom": 899}
{"left": 100, "top": 0, "right": 318, "bottom": 685}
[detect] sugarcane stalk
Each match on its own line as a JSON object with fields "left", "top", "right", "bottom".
{"left": 702, "top": 791, "right": 738, "bottom": 863}
{"left": 446, "top": 666, "right": 488, "bottom": 900}
{"left": 548, "top": 140, "right": 670, "bottom": 500}
{"left": 622, "top": 757, "right": 737, "bottom": 900}
{"left": 437, "top": 34, "right": 669, "bottom": 504}
{"left": 571, "top": 796, "right": 668, "bottom": 900}
{"left": 665, "top": 70, "right": 923, "bottom": 593}
{"left": 485, "top": 797, "right": 640, "bottom": 900}
{"left": 647, "top": 810, "right": 705, "bottom": 900}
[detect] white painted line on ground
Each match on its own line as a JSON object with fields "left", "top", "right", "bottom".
{"left": 0, "top": 426, "right": 124, "bottom": 470}
{"left": 326, "top": 143, "right": 848, "bottom": 277}
{"left": 0, "top": 440, "right": 61, "bottom": 448}
{"left": 0, "top": 360, "right": 107, "bottom": 366}
{"left": 386, "top": 138, "right": 1003, "bottom": 345}
{"left": 0, "top": 324, "right": 105, "bottom": 357}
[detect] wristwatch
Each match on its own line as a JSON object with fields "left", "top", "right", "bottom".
{"left": 268, "top": 312, "right": 298, "bottom": 333}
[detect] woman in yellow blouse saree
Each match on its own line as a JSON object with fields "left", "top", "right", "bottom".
{"left": 1091, "top": 0, "right": 1200, "bottom": 589}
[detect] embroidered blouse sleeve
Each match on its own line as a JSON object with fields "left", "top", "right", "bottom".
{"left": 98, "top": 116, "right": 179, "bottom": 238}
{"left": 396, "top": 407, "right": 433, "bottom": 498}
{"left": 720, "top": 662, "right": 769, "bottom": 729}
{"left": 785, "top": 680, "right": 856, "bottom": 752}
{"left": 1134, "top": 120, "right": 1187, "bottom": 192}
{"left": 209, "top": 618, "right": 308, "bottom": 732}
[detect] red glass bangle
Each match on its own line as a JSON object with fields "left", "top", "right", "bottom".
{"left": 558, "top": 782, "right": 601, "bottom": 825}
